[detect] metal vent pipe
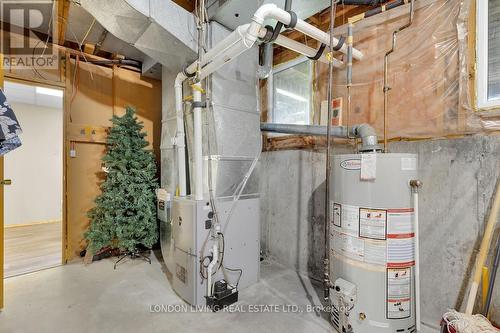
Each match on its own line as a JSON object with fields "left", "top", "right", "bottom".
{"left": 260, "top": 123, "right": 381, "bottom": 152}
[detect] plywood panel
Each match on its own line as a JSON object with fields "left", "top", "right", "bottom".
{"left": 68, "top": 59, "right": 113, "bottom": 126}
{"left": 66, "top": 142, "right": 105, "bottom": 258}
{"left": 113, "top": 67, "right": 162, "bottom": 160}
{"left": 65, "top": 60, "right": 161, "bottom": 260}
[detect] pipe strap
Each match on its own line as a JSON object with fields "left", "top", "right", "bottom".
{"left": 308, "top": 43, "right": 327, "bottom": 61}
{"left": 332, "top": 35, "right": 345, "bottom": 51}
{"left": 191, "top": 101, "right": 206, "bottom": 109}
{"left": 182, "top": 64, "right": 196, "bottom": 78}
{"left": 260, "top": 25, "right": 275, "bottom": 43}
{"left": 285, "top": 10, "right": 298, "bottom": 29}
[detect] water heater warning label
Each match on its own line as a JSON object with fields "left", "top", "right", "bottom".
{"left": 387, "top": 267, "right": 411, "bottom": 319}
{"left": 359, "top": 208, "right": 387, "bottom": 240}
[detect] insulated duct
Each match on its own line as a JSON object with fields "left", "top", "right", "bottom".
{"left": 260, "top": 123, "right": 380, "bottom": 152}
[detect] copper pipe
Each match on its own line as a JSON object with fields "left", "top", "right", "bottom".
{"left": 383, "top": 0, "right": 414, "bottom": 152}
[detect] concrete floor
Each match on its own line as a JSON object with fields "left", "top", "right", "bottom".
{"left": 0, "top": 252, "right": 331, "bottom": 333}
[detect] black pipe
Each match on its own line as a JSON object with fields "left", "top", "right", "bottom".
{"left": 364, "top": 0, "right": 407, "bottom": 19}
{"left": 86, "top": 59, "right": 142, "bottom": 69}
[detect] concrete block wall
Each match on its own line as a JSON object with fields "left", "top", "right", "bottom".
{"left": 260, "top": 135, "right": 500, "bottom": 330}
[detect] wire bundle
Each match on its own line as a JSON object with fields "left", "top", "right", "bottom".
{"left": 442, "top": 310, "right": 499, "bottom": 333}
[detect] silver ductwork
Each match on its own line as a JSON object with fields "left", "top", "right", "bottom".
{"left": 184, "top": 22, "right": 260, "bottom": 198}
{"left": 79, "top": 0, "right": 197, "bottom": 73}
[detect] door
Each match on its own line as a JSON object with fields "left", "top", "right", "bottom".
{"left": 2, "top": 81, "right": 63, "bottom": 277}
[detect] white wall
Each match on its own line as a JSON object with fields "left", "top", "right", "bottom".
{"left": 4, "top": 102, "right": 63, "bottom": 226}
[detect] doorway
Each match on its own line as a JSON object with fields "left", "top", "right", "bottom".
{"left": 3, "top": 80, "right": 64, "bottom": 277}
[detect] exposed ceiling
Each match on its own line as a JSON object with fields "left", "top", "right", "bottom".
{"left": 65, "top": 3, "right": 148, "bottom": 62}
{"left": 0, "top": 0, "right": 161, "bottom": 77}
{"left": 0, "top": 0, "right": 364, "bottom": 79}
{"left": 206, "top": 0, "right": 333, "bottom": 31}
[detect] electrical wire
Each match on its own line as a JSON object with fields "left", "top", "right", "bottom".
{"left": 81, "top": 18, "right": 96, "bottom": 46}
{"left": 218, "top": 232, "right": 243, "bottom": 288}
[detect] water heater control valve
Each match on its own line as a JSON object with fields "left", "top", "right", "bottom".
{"left": 333, "top": 278, "right": 357, "bottom": 310}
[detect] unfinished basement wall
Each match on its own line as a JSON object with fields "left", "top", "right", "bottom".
{"left": 260, "top": 136, "right": 500, "bottom": 331}
{"left": 66, "top": 59, "right": 162, "bottom": 260}
{"left": 260, "top": 0, "right": 500, "bottom": 329}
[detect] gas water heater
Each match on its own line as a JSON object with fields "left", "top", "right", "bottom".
{"left": 330, "top": 153, "right": 417, "bottom": 333}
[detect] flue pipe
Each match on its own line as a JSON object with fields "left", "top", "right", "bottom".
{"left": 260, "top": 123, "right": 380, "bottom": 152}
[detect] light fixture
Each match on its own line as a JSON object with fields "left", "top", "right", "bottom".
{"left": 36, "top": 86, "right": 63, "bottom": 97}
{"left": 276, "top": 88, "right": 307, "bottom": 102}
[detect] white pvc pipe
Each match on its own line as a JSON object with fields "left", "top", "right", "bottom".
{"left": 174, "top": 73, "right": 187, "bottom": 197}
{"left": 198, "top": 40, "right": 253, "bottom": 81}
{"left": 251, "top": 4, "right": 363, "bottom": 61}
{"left": 192, "top": 82, "right": 204, "bottom": 201}
{"left": 185, "top": 24, "right": 252, "bottom": 77}
{"left": 274, "top": 34, "right": 344, "bottom": 68}
{"left": 173, "top": 4, "right": 364, "bottom": 198}
{"left": 413, "top": 190, "right": 421, "bottom": 332}
{"left": 206, "top": 243, "right": 219, "bottom": 297}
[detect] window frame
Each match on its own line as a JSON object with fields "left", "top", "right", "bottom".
{"left": 476, "top": 0, "right": 500, "bottom": 109}
{"left": 270, "top": 56, "right": 314, "bottom": 124}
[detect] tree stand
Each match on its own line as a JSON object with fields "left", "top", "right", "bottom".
{"left": 114, "top": 250, "right": 151, "bottom": 269}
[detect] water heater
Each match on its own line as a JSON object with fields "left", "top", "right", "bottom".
{"left": 330, "top": 153, "right": 417, "bottom": 333}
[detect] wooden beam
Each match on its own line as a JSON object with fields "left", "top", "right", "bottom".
{"left": 83, "top": 43, "right": 95, "bottom": 55}
{"left": 173, "top": 0, "right": 195, "bottom": 12}
{"left": 57, "top": 0, "right": 70, "bottom": 46}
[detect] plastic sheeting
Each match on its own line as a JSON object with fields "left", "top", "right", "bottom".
{"left": 314, "top": 0, "right": 491, "bottom": 139}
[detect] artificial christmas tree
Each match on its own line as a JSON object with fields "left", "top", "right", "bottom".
{"left": 85, "top": 107, "right": 158, "bottom": 260}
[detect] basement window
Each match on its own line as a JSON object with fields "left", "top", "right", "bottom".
{"left": 477, "top": 0, "right": 500, "bottom": 109}
{"left": 272, "top": 57, "right": 313, "bottom": 124}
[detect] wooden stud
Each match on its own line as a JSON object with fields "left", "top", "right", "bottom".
{"left": 83, "top": 43, "right": 96, "bottom": 55}
{"left": 57, "top": 0, "right": 70, "bottom": 46}
{"left": 172, "top": 0, "right": 195, "bottom": 12}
